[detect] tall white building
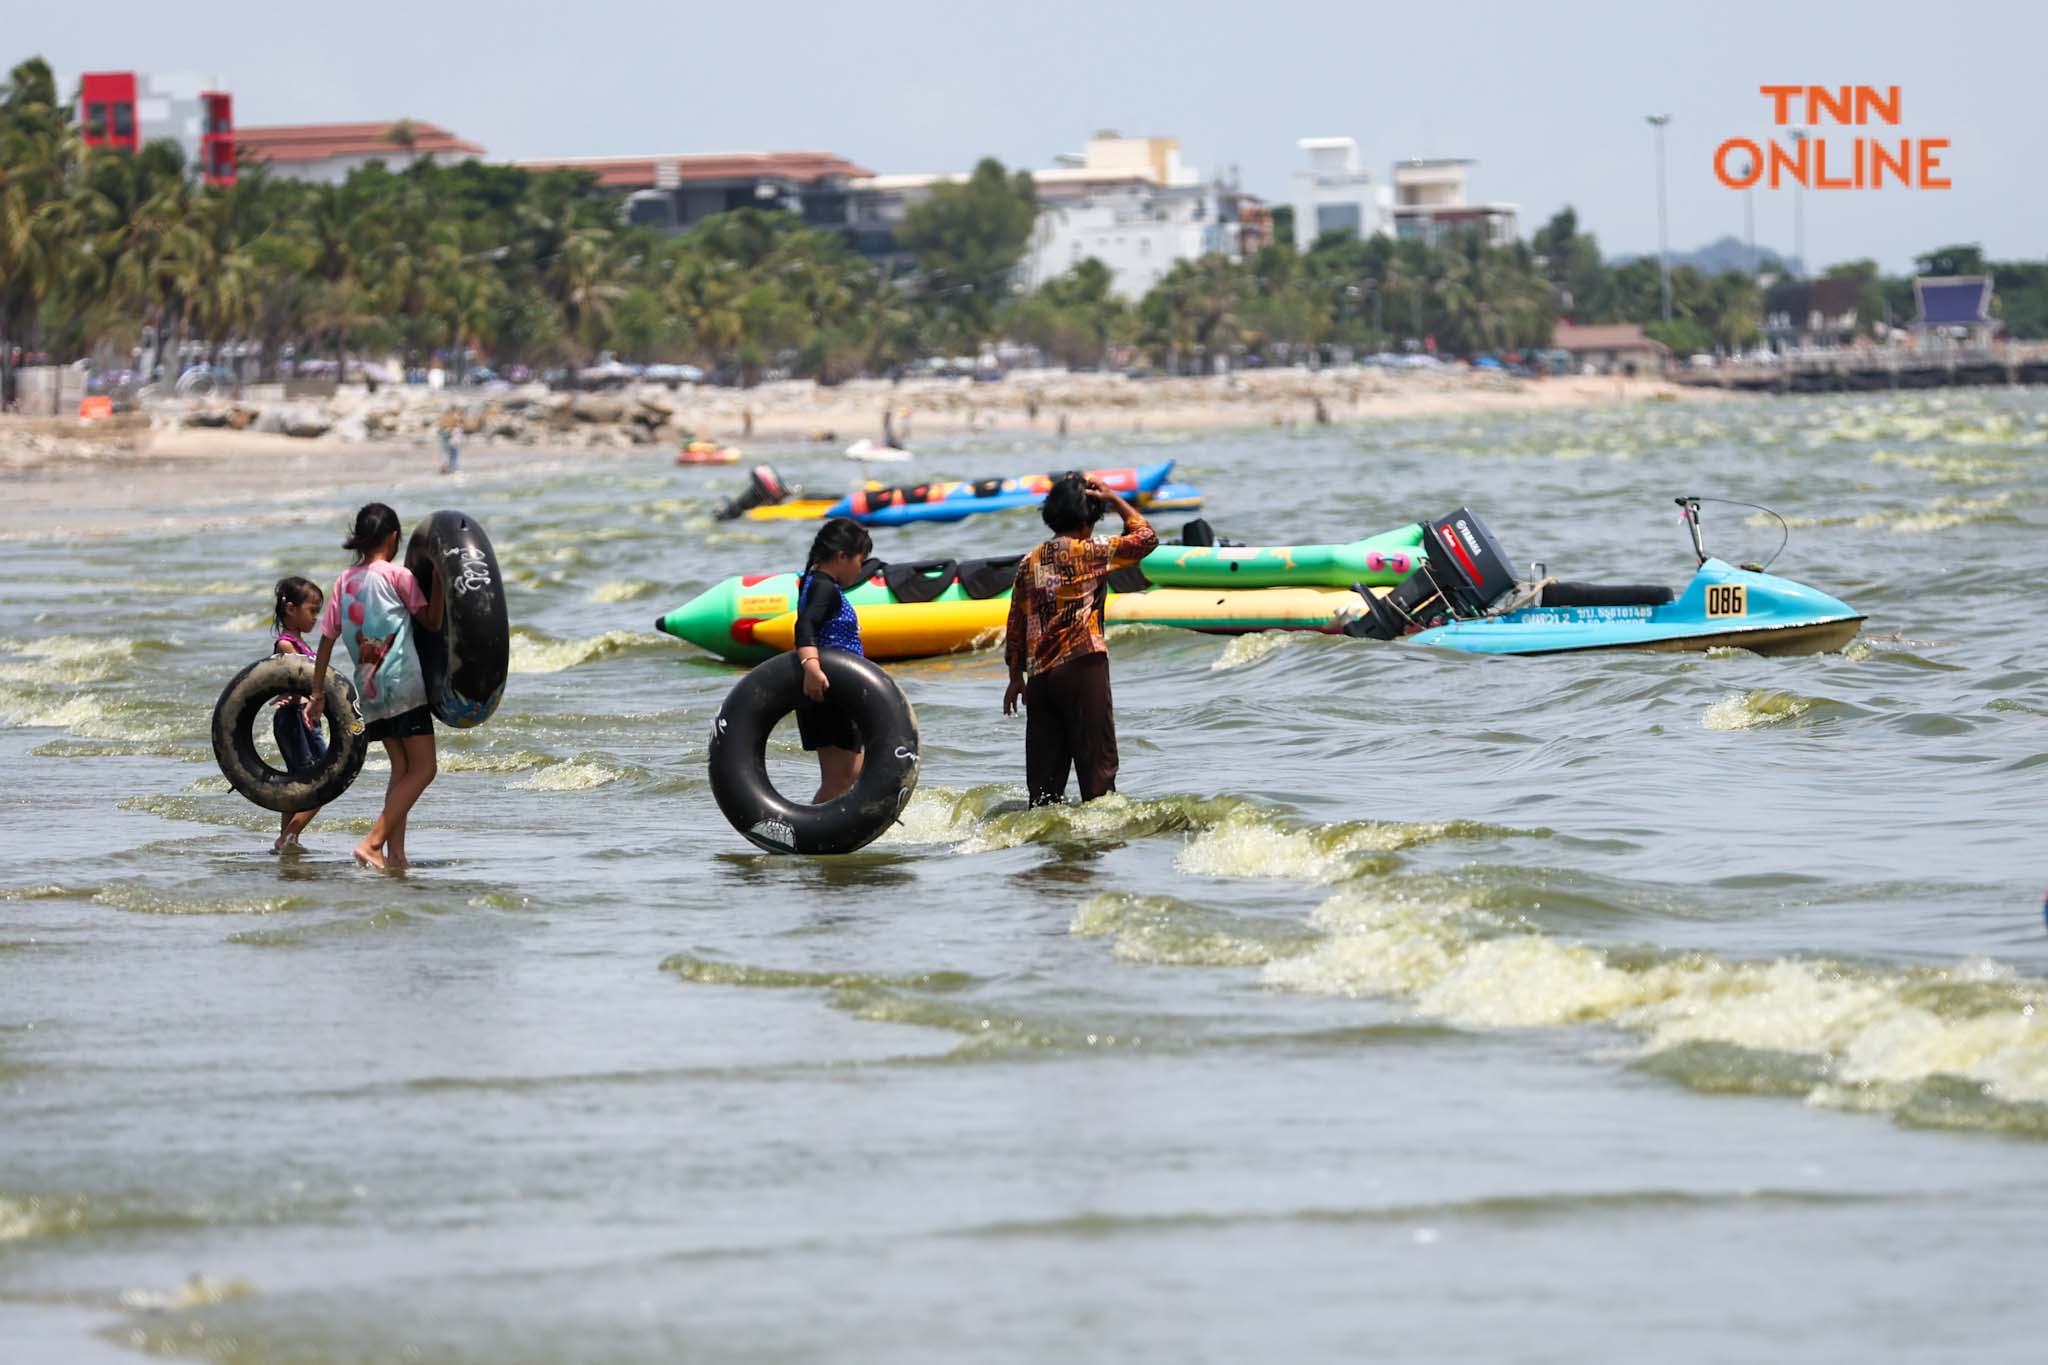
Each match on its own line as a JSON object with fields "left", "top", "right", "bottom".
{"left": 1390, "top": 159, "right": 1519, "bottom": 246}
{"left": 1289, "top": 141, "right": 1522, "bottom": 250}
{"left": 1023, "top": 136, "right": 1217, "bottom": 298}
{"left": 849, "top": 134, "right": 1224, "bottom": 300}
{"left": 1291, "top": 137, "right": 1388, "bottom": 246}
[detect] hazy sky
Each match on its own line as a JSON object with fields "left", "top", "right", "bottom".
{"left": 17, "top": 0, "right": 2041, "bottom": 271}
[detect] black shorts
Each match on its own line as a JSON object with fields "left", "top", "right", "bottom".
{"left": 794, "top": 697, "right": 862, "bottom": 753}
{"left": 363, "top": 705, "right": 434, "bottom": 743}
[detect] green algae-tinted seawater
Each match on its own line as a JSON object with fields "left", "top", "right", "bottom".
{"left": 3, "top": 389, "right": 2046, "bottom": 1362}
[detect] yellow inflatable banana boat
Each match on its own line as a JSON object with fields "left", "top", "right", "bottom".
{"left": 751, "top": 587, "right": 1376, "bottom": 662}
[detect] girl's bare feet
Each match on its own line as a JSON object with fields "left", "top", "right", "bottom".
{"left": 352, "top": 840, "right": 387, "bottom": 871}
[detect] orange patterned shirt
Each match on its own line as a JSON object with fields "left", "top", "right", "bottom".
{"left": 1004, "top": 516, "right": 1158, "bottom": 677}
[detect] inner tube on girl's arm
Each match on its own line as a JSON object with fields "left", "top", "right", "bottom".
{"left": 212, "top": 654, "right": 369, "bottom": 813}
{"left": 707, "top": 650, "right": 920, "bottom": 855}
{"left": 404, "top": 510, "right": 510, "bottom": 728}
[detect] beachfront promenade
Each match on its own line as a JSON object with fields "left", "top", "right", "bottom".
{"left": 1674, "top": 341, "right": 2048, "bottom": 394}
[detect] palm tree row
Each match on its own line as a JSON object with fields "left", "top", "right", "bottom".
{"left": 6, "top": 52, "right": 1797, "bottom": 404}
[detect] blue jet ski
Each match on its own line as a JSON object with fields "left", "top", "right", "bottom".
{"left": 1348, "top": 498, "right": 1864, "bottom": 657}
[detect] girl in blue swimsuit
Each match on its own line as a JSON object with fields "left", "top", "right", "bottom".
{"left": 792, "top": 517, "right": 874, "bottom": 802}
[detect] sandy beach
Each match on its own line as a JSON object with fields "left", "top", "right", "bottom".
{"left": 0, "top": 368, "right": 1719, "bottom": 479}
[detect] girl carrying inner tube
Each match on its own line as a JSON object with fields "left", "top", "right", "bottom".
{"left": 793, "top": 517, "right": 874, "bottom": 803}
{"left": 269, "top": 576, "right": 327, "bottom": 853}
{"left": 304, "top": 503, "right": 444, "bottom": 873}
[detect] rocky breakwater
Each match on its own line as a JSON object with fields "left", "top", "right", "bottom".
{"left": 173, "top": 383, "right": 691, "bottom": 450}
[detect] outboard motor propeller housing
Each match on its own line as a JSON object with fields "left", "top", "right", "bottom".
{"left": 716, "top": 465, "right": 790, "bottom": 521}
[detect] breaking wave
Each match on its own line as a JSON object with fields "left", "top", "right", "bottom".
{"left": 1264, "top": 881, "right": 2048, "bottom": 1136}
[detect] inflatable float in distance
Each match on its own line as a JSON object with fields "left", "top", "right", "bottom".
{"left": 708, "top": 650, "right": 921, "bottom": 854}
{"left": 825, "top": 461, "right": 1173, "bottom": 527}
{"left": 677, "top": 441, "right": 742, "bottom": 465}
{"left": 404, "top": 511, "right": 511, "bottom": 728}
{"left": 739, "top": 484, "right": 1202, "bottom": 523}
{"left": 212, "top": 654, "right": 370, "bottom": 813}
{"left": 1143, "top": 481, "right": 1205, "bottom": 512}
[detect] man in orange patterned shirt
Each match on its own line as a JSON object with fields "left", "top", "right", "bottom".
{"left": 1002, "top": 473, "right": 1158, "bottom": 806}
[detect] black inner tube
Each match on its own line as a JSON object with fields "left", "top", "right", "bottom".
{"left": 211, "top": 654, "right": 370, "bottom": 814}
{"left": 707, "top": 650, "right": 920, "bottom": 855}
{"left": 405, "top": 510, "right": 510, "bottom": 729}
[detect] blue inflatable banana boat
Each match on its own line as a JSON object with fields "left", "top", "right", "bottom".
{"left": 827, "top": 460, "right": 1176, "bottom": 527}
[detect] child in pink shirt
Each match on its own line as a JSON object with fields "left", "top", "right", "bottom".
{"left": 306, "top": 503, "right": 443, "bottom": 872}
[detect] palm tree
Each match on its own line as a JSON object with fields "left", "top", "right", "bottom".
{"left": 382, "top": 119, "right": 420, "bottom": 157}
{"left": 0, "top": 59, "right": 78, "bottom": 408}
{"left": 547, "top": 228, "right": 624, "bottom": 364}
{"left": 179, "top": 190, "right": 256, "bottom": 377}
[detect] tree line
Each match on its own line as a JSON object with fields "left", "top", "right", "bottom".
{"left": 5, "top": 55, "right": 2044, "bottom": 401}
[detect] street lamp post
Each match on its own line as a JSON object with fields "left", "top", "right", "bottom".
{"left": 1789, "top": 128, "right": 1807, "bottom": 277}
{"left": 1742, "top": 154, "right": 1757, "bottom": 274}
{"left": 1646, "top": 114, "right": 1672, "bottom": 322}
{"left": 1346, "top": 281, "right": 1384, "bottom": 345}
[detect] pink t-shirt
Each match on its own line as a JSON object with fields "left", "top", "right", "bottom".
{"left": 317, "top": 559, "right": 428, "bottom": 720}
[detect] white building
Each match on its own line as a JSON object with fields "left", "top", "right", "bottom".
{"left": 1291, "top": 137, "right": 1388, "bottom": 246}
{"left": 131, "top": 72, "right": 223, "bottom": 172}
{"left": 1390, "top": 159, "right": 1519, "bottom": 246}
{"left": 849, "top": 134, "right": 1224, "bottom": 300}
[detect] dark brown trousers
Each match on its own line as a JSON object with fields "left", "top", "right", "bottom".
{"left": 1024, "top": 653, "right": 1118, "bottom": 806}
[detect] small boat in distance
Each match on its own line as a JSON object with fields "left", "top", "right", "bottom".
{"left": 677, "top": 440, "right": 741, "bottom": 465}
{"left": 845, "top": 438, "right": 911, "bottom": 463}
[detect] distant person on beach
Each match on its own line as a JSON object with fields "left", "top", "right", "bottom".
{"left": 793, "top": 517, "right": 876, "bottom": 803}
{"left": 304, "top": 503, "right": 443, "bottom": 873}
{"left": 437, "top": 413, "right": 460, "bottom": 474}
{"left": 269, "top": 576, "right": 327, "bottom": 853}
{"left": 1002, "top": 473, "right": 1157, "bottom": 806}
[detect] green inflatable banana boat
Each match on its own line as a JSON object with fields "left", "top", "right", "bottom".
{"left": 1137, "top": 524, "right": 1425, "bottom": 588}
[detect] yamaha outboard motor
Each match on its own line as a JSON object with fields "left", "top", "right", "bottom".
{"left": 1345, "top": 507, "right": 1514, "bottom": 640}
{"left": 1175, "top": 518, "right": 1243, "bottom": 549}
{"left": 716, "top": 465, "right": 790, "bottom": 522}
{"left": 1423, "top": 507, "right": 1515, "bottom": 612}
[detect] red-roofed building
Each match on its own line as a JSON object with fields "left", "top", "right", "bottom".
{"left": 513, "top": 150, "right": 872, "bottom": 235}
{"left": 1551, "top": 322, "right": 1670, "bottom": 374}
{"left": 237, "top": 121, "right": 486, "bottom": 183}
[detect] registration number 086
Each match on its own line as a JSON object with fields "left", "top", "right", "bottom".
{"left": 1705, "top": 584, "right": 1748, "bottom": 619}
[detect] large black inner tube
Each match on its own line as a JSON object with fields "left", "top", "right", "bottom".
{"left": 404, "top": 510, "right": 510, "bottom": 728}
{"left": 707, "top": 650, "right": 920, "bottom": 855}
{"left": 211, "top": 654, "right": 369, "bottom": 814}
